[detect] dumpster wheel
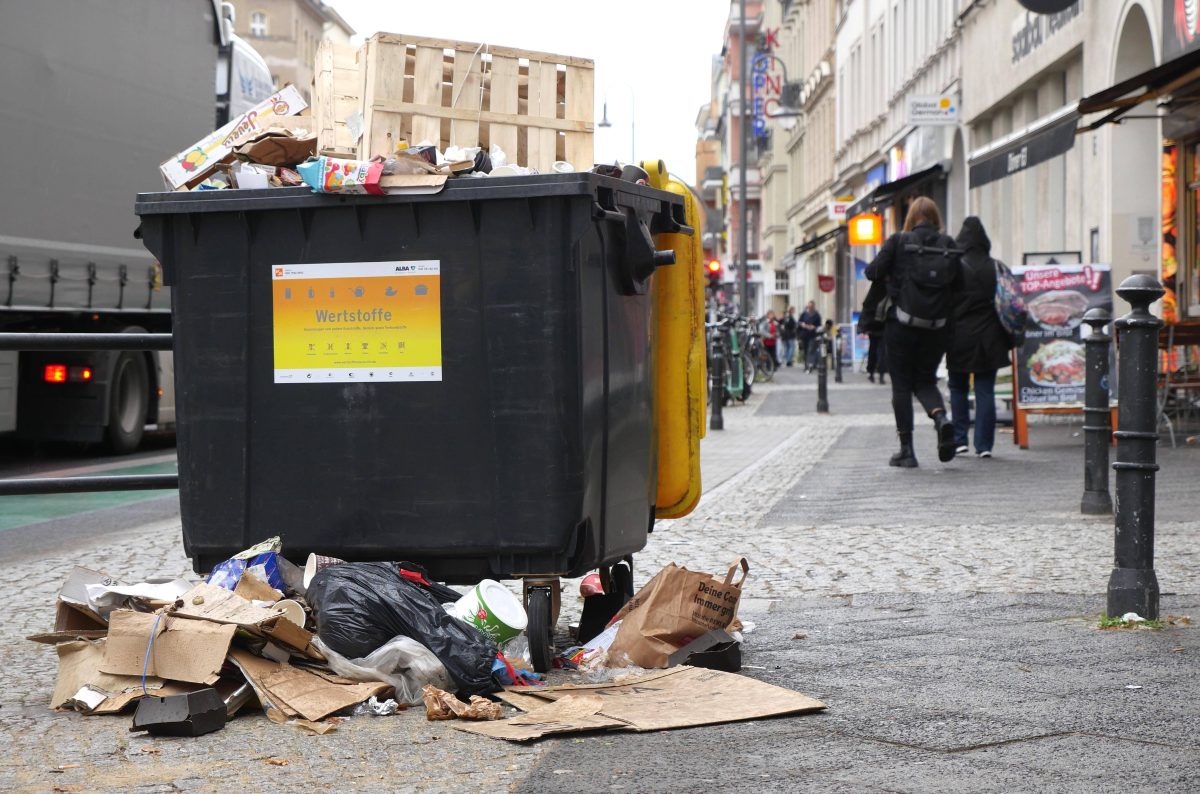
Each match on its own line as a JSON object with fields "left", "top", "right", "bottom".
{"left": 524, "top": 585, "right": 555, "bottom": 673}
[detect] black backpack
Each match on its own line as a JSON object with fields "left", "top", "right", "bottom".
{"left": 895, "top": 233, "right": 961, "bottom": 329}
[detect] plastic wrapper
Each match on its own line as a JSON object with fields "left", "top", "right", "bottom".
{"left": 306, "top": 562, "right": 500, "bottom": 697}
{"left": 353, "top": 695, "right": 403, "bottom": 716}
{"left": 314, "top": 634, "right": 451, "bottom": 705}
{"left": 421, "top": 685, "right": 502, "bottom": 721}
{"left": 206, "top": 537, "right": 285, "bottom": 592}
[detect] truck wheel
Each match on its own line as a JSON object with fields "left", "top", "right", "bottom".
{"left": 106, "top": 352, "right": 149, "bottom": 454}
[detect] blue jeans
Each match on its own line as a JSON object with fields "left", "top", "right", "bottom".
{"left": 948, "top": 370, "right": 996, "bottom": 452}
{"left": 781, "top": 338, "right": 796, "bottom": 365}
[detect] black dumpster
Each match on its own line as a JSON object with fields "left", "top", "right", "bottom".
{"left": 136, "top": 174, "right": 685, "bottom": 584}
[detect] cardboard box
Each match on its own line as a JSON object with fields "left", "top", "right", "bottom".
{"left": 159, "top": 85, "right": 308, "bottom": 189}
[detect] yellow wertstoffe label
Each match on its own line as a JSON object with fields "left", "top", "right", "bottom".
{"left": 271, "top": 260, "right": 442, "bottom": 384}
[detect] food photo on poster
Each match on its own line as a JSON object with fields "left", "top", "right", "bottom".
{"left": 1012, "top": 264, "right": 1113, "bottom": 407}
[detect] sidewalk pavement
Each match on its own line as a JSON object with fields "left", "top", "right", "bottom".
{"left": 2, "top": 367, "right": 1197, "bottom": 792}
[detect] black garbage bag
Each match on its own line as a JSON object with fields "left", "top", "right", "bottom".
{"left": 306, "top": 562, "right": 499, "bottom": 696}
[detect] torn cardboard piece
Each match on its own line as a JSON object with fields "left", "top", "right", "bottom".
{"left": 28, "top": 629, "right": 107, "bottom": 645}
{"left": 475, "top": 666, "right": 825, "bottom": 741}
{"left": 421, "top": 685, "right": 502, "bottom": 721}
{"left": 232, "top": 129, "right": 317, "bottom": 167}
{"left": 173, "top": 582, "right": 320, "bottom": 658}
{"left": 101, "top": 611, "right": 235, "bottom": 685}
{"left": 52, "top": 640, "right": 193, "bottom": 714}
{"left": 228, "top": 649, "right": 388, "bottom": 723}
{"left": 233, "top": 574, "right": 283, "bottom": 604}
{"left": 456, "top": 695, "right": 626, "bottom": 741}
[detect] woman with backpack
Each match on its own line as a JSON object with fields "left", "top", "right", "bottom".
{"left": 864, "top": 196, "right": 962, "bottom": 468}
{"left": 947, "top": 217, "right": 1013, "bottom": 458}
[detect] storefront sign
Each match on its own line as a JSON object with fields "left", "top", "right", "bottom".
{"left": 827, "top": 201, "right": 850, "bottom": 222}
{"left": 848, "top": 214, "right": 883, "bottom": 246}
{"left": 1012, "top": 264, "right": 1112, "bottom": 407}
{"left": 818, "top": 274, "right": 835, "bottom": 293}
{"left": 751, "top": 30, "right": 783, "bottom": 139}
{"left": 272, "top": 260, "right": 442, "bottom": 384}
{"left": 1164, "top": 1, "right": 1200, "bottom": 59}
{"left": 905, "top": 95, "right": 958, "bottom": 126}
{"left": 1011, "top": 2, "right": 1082, "bottom": 65}
{"left": 968, "top": 112, "right": 1077, "bottom": 188}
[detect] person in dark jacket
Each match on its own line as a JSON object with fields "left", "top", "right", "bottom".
{"left": 780, "top": 306, "right": 798, "bottom": 366}
{"left": 798, "top": 301, "right": 822, "bottom": 371}
{"left": 947, "top": 217, "right": 1012, "bottom": 458}
{"left": 864, "top": 196, "right": 961, "bottom": 468}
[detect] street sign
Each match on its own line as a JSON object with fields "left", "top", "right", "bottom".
{"left": 906, "top": 95, "right": 958, "bottom": 126}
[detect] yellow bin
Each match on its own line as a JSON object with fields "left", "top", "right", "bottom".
{"left": 643, "top": 160, "right": 706, "bottom": 518}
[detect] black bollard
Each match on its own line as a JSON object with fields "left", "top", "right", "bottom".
{"left": 710, "top": 327, "right": 725, "bottom": 431}
{"left": 816, "top": 332, "right": 830, "bottom": 413}
{"left": 834, "top": 328, "right": 844, "bottom": 383}
{"left": 1106, "top": 275, "right": 1164, "bottom": 620}
{"left": 1081, "top": 308, "right": 1113, "bottom": 515}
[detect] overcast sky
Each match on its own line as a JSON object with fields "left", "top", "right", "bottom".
{"left": 329, "top": 0, "right": 732, "bottom": 185}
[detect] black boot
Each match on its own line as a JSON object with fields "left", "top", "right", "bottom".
{"left": 933, "top": 410, "right": 956, "bottom": 462}
{"left": 868, "top": 373, "right": 875, "bottom": 383}
{"left": 889, "top": 433, "right": 918, "bottom": 468}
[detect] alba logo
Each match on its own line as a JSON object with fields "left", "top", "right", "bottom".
{"left": 275, "top": 267, "right": 284, "bottom": 278}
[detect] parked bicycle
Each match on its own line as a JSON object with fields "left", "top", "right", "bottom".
{"left": 705, "top": 311, "right": 754, "bottom": 405}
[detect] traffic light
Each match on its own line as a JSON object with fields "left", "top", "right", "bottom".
{"left": 705, "top": 259, "right": 722, "bottom": 288}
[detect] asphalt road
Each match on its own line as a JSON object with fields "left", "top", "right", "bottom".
{"left": 0, "top": 434, "right": 180, "bottom": 563}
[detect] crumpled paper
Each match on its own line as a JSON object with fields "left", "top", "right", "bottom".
{"left": 422, "top": 685, "right": 502, "bottom": 721}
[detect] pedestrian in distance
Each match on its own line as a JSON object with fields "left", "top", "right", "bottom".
{"left": 860, "top": 277, "right": 890, "bottom": 385}
{"left": 761, "top": 309, "right": 780, "bottom": 367}
{"left": 798, "top": 300, "right": 822, "bottom": 372}
{"left": 864, "top": 196, "right": 962, "bottom": 468}
{"left": 947, "top": 217, "right": 1013, "bottom": 459}
{"left": 780, "top": 305, "right": 798, "bottom": 366}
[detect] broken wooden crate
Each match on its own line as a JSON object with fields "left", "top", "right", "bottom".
{"left": 311, "top": 34, "right": 594, "bottom": 173}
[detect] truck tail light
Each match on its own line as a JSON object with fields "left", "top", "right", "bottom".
{"left": 43, "top": 365, "right": 93, "bottom": 383}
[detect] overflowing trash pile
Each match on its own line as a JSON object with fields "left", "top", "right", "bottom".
{"left": 158, "top": 83, "right": 606, "bottom": 198}
{"left": 32, "top": 541, "right": 825, "bottom": 740}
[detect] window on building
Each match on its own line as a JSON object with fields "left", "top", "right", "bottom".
{"left": 775, "top": 270, "right": 790, "bottom": 293}
{"left": 250, "top": 11, "right": 267, "bottom": 38}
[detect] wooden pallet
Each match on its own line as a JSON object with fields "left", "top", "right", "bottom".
{"left": 312, "top": 34, "right": 594, "bottom": 173}
{"left": 312, "top": 40, "right": 365, "bottom": 156}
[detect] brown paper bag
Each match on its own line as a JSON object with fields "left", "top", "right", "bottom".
{"left": 606, "top": 558, "right": 749, "bottom": 669}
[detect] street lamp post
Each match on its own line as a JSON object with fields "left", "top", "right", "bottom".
{"left": 597, "top": 88, "right": 635, "bottom": 165}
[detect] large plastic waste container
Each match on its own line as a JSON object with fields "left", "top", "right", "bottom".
{"left": 135, "top": 174, "right": 687, "bottom": 585}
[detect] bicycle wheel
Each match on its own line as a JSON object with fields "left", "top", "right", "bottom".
{"left": 755, "top": 350, "right": 776, "bottom": 383}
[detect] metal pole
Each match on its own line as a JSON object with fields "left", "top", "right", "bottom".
{"left": 1081, "top": 308, "right": 1113, "bottom": 515}
{"left": 738, "top": 0, "right": 750, "bottom": 318}
{"left": 816, "top": 332, "right": 829, "bottom": 413}
{"left": 0, "top": 474, "right": 179, "bottom": 495}
{"left": 1106, "top": 275, "right": 1164, "bottom": 620}
{"left": 710, "top": 324, "right": 725, "bottom": 431}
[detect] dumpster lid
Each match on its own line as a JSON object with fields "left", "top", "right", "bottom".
{"left": 134, "top": 172, "right": 687, "bottom": 227}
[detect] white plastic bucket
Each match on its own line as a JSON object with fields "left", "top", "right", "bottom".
{"left": 451, "top": 579, "right": 528, "bottom": 644}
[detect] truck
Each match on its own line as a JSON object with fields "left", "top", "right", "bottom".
{"left": 0, "top": 1, "right": 273, "bottom": 452}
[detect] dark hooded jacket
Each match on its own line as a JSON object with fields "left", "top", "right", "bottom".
{"left": 947, "top": 217, "right": 1012, "bottom": 373}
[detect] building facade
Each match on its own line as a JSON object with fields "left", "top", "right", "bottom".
{"left": 229, "top": 0, "right": 353, "bottom": 101}
{"left": 781, "top": 0, "right": 840, "bottom": 323}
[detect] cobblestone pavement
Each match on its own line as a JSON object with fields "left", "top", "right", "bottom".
{"left": 2, "top": 368, "right": 1196, "bottom": 791}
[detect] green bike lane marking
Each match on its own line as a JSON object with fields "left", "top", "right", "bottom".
{"left": 0, "top": 460, "right": 178, "bottom": 531}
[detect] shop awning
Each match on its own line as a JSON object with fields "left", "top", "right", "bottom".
{"left": 845, "top": 164, "right": 944, "bottom": 219}
{"left": 967, "top": 103, "right": 1079, "bottom": 189}
{"left": 792, "top": 226, "right": 845, "bottom": 257}
{"left": 1076, "top": 48, "right": 1200, "bottom": 133}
